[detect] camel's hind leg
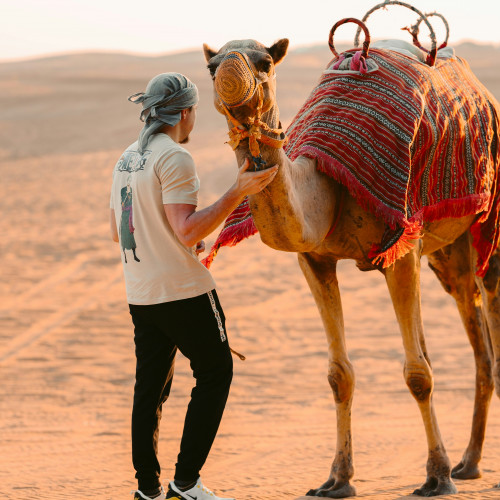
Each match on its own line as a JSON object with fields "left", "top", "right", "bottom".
{"left": 385, "top": 245, "right": 457, "bottom": 496}
{"left": 427, "top": 233, "right": 494, "bottom": 480}
{"left": 298, "top": 253, "right": 356, "bottom": 499}
{"left": 474, "top": 245, "right": 500, "bottom": 397}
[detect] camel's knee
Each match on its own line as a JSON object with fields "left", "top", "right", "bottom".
{"left": 328, "top": 360, "right": 355, "bottom": 404}
{"left": 404, "top": 361, "right": 433, "bottom": 402}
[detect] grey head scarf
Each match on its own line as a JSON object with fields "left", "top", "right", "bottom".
{"left": 128, "top": 73, "right": 199, "bottom": 154}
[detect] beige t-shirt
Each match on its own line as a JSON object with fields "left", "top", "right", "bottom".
{"left": 110, "top": 133, "right": 216, "bottom": 305}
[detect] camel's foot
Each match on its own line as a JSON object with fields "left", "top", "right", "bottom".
{"left": 306, "top": 479, "right": 356, "bottom": 498}
{"left": 451, "top": 460, "right": 481, "bottom": 480}
{"left": 412, "top": 476, "right": 457, "bottom": 497}
{"left": 306, "top": 477, "right": 336, "bottom": 496}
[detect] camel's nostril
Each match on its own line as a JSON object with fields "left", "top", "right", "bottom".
{"left": 215, "top": 51, "right": 257, "bottom": 108}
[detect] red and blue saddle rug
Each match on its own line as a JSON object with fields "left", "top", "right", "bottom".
{"left": 204, "top": 48, "right": 500, "bottom": 276}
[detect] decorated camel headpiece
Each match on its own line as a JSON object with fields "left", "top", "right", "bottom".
{"left": 212, "top": 49, "right": 288, "bottom": 169}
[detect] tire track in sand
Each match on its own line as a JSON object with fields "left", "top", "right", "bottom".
{"left": 0, "top": 253, "right": 91, "bottom": 312}
{"left": 0, "top": 262, "right": 122, "bottom": 364}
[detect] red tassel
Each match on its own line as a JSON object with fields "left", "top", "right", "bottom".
{"left": 202, "top": 202, "right": 258, "bottom": 269}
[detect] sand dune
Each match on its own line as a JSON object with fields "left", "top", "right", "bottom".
{"left": 1, "top": 41, "right": 500, "bottom": 499}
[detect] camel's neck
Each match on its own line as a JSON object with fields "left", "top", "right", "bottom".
{"left": 231, "top": 104, "right": 336, "bottom": 252}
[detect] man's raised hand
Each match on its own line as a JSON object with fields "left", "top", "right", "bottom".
{"left": 234, "top": 158, "right": 278, "bottom": 197}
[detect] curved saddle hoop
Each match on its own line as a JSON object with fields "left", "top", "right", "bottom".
{"left": 408, "top": 11, "right": 450, "bottom": 52}
{"left": 353, "top": 1, "right": 438, "bottom": 66}
{"left": 329, "top": 18, "right": 371, "bottom": 59}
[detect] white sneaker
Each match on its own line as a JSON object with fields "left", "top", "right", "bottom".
{"left": 131, "top": 485, "right": 166, "bottom": 500}
{"left": 167, "top": 478, "right": 235, "bottom": 500}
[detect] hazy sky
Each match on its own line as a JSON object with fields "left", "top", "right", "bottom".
{"left": 2, "top": 0, "right": 499, "bottom": 61}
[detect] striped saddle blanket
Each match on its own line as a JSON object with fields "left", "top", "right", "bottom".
{"left": 204, "top": 47, "right": 500, "bottom": 276}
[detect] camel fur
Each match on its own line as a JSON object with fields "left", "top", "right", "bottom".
{"left": 203, "top": 38, "right": 500, "bottom": 498}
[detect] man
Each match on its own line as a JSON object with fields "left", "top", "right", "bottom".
{"left": 110, "top": 73, "right": 277, "bottom": 500}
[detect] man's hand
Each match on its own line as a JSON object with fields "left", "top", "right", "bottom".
{"left": 195, "top": 240, "right": 205, "bottom": 255}
{"left": 233, "top": 158, "right": 278, "bottom": 197}
{"left": 164, "top": 158, "right": 278, "bottom": 248}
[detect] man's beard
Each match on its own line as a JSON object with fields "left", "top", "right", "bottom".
{"left": 180, "top": 135, "right": 190, "bottom": 144}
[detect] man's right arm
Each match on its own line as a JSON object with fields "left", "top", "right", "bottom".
{"left": 164, "top": 158, "right": 277, "bottom": 248}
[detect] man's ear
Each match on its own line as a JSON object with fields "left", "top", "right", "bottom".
{"left": 203, "top": 43, "right": 219, "bottom": 63}
{"left": 267, "top": 38, "right": 289, "bottom": 66}
{"left": 181, "top": 108, "right": 188, "bottom": 120}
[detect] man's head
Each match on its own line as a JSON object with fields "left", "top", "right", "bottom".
{"left": 128, "top": 72, "right": 199, "bottom": 152}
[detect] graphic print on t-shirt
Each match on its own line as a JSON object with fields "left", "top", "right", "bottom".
{"left": 120, "top": 175, "right": 140, "bottom": 264}
{"left": 116, "top": 149, "right": 150, "bottom": 264}
{"left": 116, "top": 149, "right": 151, "bottom": 173}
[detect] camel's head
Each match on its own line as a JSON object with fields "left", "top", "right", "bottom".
{"left": 203, "top": 39, "right": 289, "bottom": 123}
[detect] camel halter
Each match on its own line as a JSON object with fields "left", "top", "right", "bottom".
{"left": 214, "top": 50, "right": 288, "bottom": 169}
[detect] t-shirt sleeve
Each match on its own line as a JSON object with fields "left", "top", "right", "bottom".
{"left": 157, "top": 151, "right": 200, "bottom": 205}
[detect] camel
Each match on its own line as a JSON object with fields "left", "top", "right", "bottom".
{"left": 202, "top": 33, "right": 500, "bottom": 498}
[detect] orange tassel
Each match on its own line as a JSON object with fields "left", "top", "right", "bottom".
{"left": 369, "top": 223, "right": 422, "bottom": 268}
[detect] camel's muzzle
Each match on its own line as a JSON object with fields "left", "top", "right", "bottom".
{"left": 214, "top": 51, "right": 257, "bottom": 108}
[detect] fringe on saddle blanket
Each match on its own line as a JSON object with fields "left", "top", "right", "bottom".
{"left": 203, "top": 47, "right": 500, "bottom": 276}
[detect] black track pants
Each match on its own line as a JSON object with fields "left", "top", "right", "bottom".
{"left": 129, "top": 290, "right": 233, "bottom": 491}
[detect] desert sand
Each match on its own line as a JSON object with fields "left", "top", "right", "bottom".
{"left": 1, "top": 40, "right": 500, "bottom": 500}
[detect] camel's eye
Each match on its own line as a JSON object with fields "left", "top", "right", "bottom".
{"left": 259, "top": 59, "right": 272, "bottom": 74}
{"left": 207, "top": 63, "right": 218, "bottom": 79}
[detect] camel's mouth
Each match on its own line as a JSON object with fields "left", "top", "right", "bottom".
{"left": 214, "top": 51, "right": 258, "bottom": 108}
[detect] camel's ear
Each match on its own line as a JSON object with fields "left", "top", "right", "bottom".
{"left": 267, "top": 38, "right": 289, "bottom": 66}
{"left": 203, "top": 43, "right": 219, "bottom": 63}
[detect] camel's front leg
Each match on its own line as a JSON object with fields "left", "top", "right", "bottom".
{"left": 385, "top": 246, "right": 457, "bottom": 497}
{"left": 298, "top": 253, "right": 356, "bottom": 499}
